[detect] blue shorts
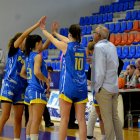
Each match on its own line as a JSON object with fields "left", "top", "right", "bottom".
{"left": 59, "top": 92, "right": 88, "bottom": 104}
{"left": 24, "top": 87, "right": 47, "bottom": 105}
{"left": 0, "top": 80, "right": 25, "bottom": 104}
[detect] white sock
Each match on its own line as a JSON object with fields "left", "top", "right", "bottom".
{"left": 26, "top": 135, "right": 30, "bottom": 140}
{"left": 14, "top": 139, "right": 20, "bottom": 140}
{"left": 30, "top": 134, "right": 39, "bottom": 140}
{"left": 101, "top": 135, "right": 106, "bottom": 140}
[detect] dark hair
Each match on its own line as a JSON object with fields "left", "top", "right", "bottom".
{"left": 129, "top": 64, "right": 136, "bottom": 69}
{"left": 8, "top": 32, "right": 22, "bottom": 57}
{"left": 69, "top": 24, "right": 81, "bottom": 43}
{"left": 47, "top": 66, "right": 53, "bottom": 72}
{"left": 24, "top": 35, "right": 42, "bottom": 56}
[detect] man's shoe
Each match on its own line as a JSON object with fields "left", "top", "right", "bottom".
{"left": 45, "top": 122, "right": 54, "bottom": 127}
{"left": 68, "top": 123, "right": 79, "bottom": 129}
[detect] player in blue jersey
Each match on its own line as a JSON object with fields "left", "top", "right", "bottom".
{"left": 40, "top": 19, "right": 88, "bottom": 140}
{"left": 0, "top": 16, "right": 48, "bottom": 140}
{"left": 20, "top": 34, "right": 50, "bottom": 140}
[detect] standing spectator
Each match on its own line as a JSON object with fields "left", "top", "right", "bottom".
{"left": 93, "top": 25, "right": 123, "bottom": 140}
{"left": 135, "top": 58, "right": 140, "bottom": 85}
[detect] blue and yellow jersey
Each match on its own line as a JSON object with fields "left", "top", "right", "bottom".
{"left": 4, "top": 48, "right": 27, "bottom": 88}
{"left": 59, "top": 42, "right": 87, "bottom": 98}
{"left": 25, "top": 52, "right": 48, "bottom": 92}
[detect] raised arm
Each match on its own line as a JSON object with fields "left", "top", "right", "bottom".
{"left": 51, "top": 22, "right": 69, "bottom": 43}
{"left": 40, "top": 20, "right": 67, "bottom": 54}
{"left": 14, "top": 16, "right": 46, "bottom": 48}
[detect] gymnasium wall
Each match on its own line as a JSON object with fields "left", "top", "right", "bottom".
{"left": 0, "top": 0, "right": 113, "bottom": 56}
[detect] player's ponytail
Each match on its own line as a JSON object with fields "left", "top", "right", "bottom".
{"left": 24, "top": 35, "right": 42, "bottom": 56}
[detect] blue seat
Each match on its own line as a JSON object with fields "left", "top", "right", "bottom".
{"left": 107, "top": 13, "right": 113, "bottom": 22}
{"left": 114, "top": 22, "right": 121, "bottom": 33}
{"left": 81, "top": 26, "right": 87, "bottom": 35}
{"left": 79, "top": 17, "right": 85, "bottom": 26}
{"left": 89, "top": 16, "right": 93, "bottom": 25}
{"left": 55, "top": 62, "right": 61, "bottom": 71}
{"left": 129, "top": 1, "right": 134, "bottom": 10}
{"left": 51, "top": 62, "right": 56, "bottom": 70}
{"left": 87, "top": 36, "right": 93, "bottom": 43}
{"left": 99, "top": 6, "right": 104, "bottom": 14}
{"left": 42, "top": 50, "right": 48, "bottom": 60}
{"left": 131, "top": 11, "right": 138, "bottom": 20}
{"left": 104, "top": 5, "right": 110, "bottom": 13}
{"left": 84, "top": 16, "right": 90, "bottom": 25}
{"left": 103, "top": 14, "right": 108, "bottom": 23}
{"left": 120, "top": 46, "right": 129, "bottom": 59}
{"left": 97, "top": 15, "right": 103, "bottom": 24}
{"left": 120, "top": 22, "right": 127, "bottom": 33}
{"left": 47, "top": 62, "right": 51, "bottom": 67}
{"left": 127, "top": 46, "right": 136, "bottom": 59}
{"left": 93, "top": 15, "right": 98, "bottom": 24}
{"left": 113, "top": 3, "right": 119, "bottom": 12}
{"left": 123, "top": 2, "right": 129, "bottom": 11}
{"left": 104, "top": 24, "right": 109, "bottom": 30}
{"left": 117, "top": 47, "right": 122, "bottom": 58}
{"left": 127, "top": 21, "right": 133, "bottom": 30}
{"left": 137, "top": 10, "right": 140, "bottom": 20}
{"left": 125, "top": 11, "right": 131, "bottom": 20}
{"left": 63, "top": 28, "right": 68, "bottom": 37}
{"left": 109, "top": 4, "right": 113, "bottom": 13}
{"left": 109, "top": 23, "right": 115, "bottom": 33}
{"left": 123, "top": 61, "right": 130, "bottom": 70}
{"left": 134, "top": 46, "right": 140, "bottom": 59}
{"left": 131, "top": 61, "right": 135, "bottom": 66}
{"left": 86, "top": 26, "right": 92, "bottom": 35}
{"left": 59, "top": 28, "right": 65, "bottom": 35}
{"left": 81, "top": 37, "right": 87, "bottom": 47}
{"left": 118, "top": 3, "right": 124, "bottom": 12}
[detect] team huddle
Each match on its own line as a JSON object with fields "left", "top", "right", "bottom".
{"left": 0, "top": 16, "right": 123, "bottom": 140}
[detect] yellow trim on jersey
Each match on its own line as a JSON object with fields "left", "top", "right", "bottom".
{"left": 16, "top": 101, "right": 24, "bottom": 104}
{"left": 75, "top": 98, "right": 88, "bottom": 104}
{"left": 59, "top": 94, "right": 72, "bottom": 103}
{"left": 24, "top": 101, "right": 30, "bottom": 106}
{"left": 0, "top": 96, "right": 12, "bottom": 102}
{"left": 30, "top": 99, "right": 47, "bottom": 104}
{"left": 93, "top": 103, "right": 99, "bottom": 107}
{"left": 75, "top": 53, "right": 84, "bottom": 57}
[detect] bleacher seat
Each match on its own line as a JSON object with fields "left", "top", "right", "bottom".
{"left": 127, "top": 33, "right": 135, "bottom": 45}
{"left": 114, "top": 22, "right": 121, "bottom": 33}
{"left": 128, "top": 1, "right": 134, "bottom": 10}
{"left": 97, "top": 15, "right": 103, "bottom": 24}
{"left": 117, "top": 47, "right": 122, "bottom": 58}
{"left": 134, "top": 46, "right": 140, "bottom": 59}
{"left": 127, "top": 46, "right": 136, "bottom": 59}
{"left": 137, "top": 10, "right": 140, "bottom": 20}
{"left": 87, "top": 36, "right": 93, "bottom": 43}
{"left": 123, "top": 2, "right": 129, "bottom": 11}
{"left": 120, "top": 22, "right": 127, "bottom": 33}
{"left": 125, "top": 11, "right": 131, "bottom": 20}
{"left": 123, "top": 61, "right": 130, "bottom": 70}
{"left": 109, "top": 23, "right": 115, "bottom": 33}
{"left": 113, "top": 3, "right": 119, "bottom": 12}
{"left": 132, "top": 20, "right": 140, "bottom": 31}
{"left": 109, "top": 34, "right": 115, "bottom": 45}
{"left": 79, "top": 17, "right": 85, "bottom": 26}
{"left": 115, "top": 34, "right": 122, "bottom": 46}
{"left": 102, "top": 14, "right": 108, "bottom": 23}
{"left": 120, "top": 46, "right": 129, "bottom": 59}
{"left": 86, "top": 26, "right": 92, "bottom": 35}
{"left": 133, "top": 33, "right": 140, "bottom": 45}
{"left": 126, "top": 21, "right": 133, "bottom": 31}
{"left": 131, "top": 11, "right": 138, "bottom": 20}
{"left": 107, "top": 13, "right": 113, "bottom": 22}
{"left": 93, "top": 15, "right": 98, "bottom": 24}
{"left": 81, "top": 37, "right": 87, "bottom": 47}
{"left": 120, "top": 33, "right": 128, "bottom": 46}
{"left": 81, "top": 26, "right": 87, "bottom": 35}
{"left": 118, "top": 3, "right": 124, "bottom": 12}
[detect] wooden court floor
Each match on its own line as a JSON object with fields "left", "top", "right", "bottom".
{"left": 0, "top": 110, "right": 140, "bottom": 140}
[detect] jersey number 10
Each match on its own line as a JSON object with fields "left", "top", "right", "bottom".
{"left": 75, "top": 58, "right": 83, "bottom": 70}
